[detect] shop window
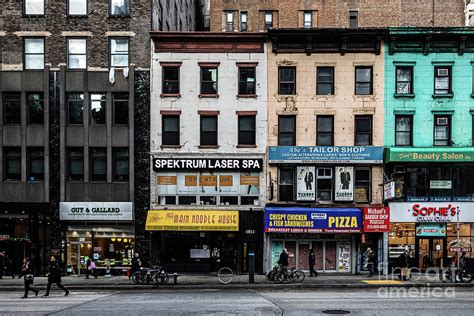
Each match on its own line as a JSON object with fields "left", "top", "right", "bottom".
{"left": 110, "top": 38, "right": 129, "bottom": 67}
{"left": 316, "top": 167, "right": 332, "bottom": 202}
{"left": 395, "top": 115, "right": 412, "bottom": 146}
{"left": 264, "top": 11, "right": 273, "bottom": 30}
{"left": 240, "top": 12, "right": 248, "bottom": 31}
{"left": 405, "top": 167, "right": 429, "bottom": 200}
{"left": 355, "top": 66, "right": 372, "bottom": 95}
{"left": 200, "top": 67, "right": 218, "bottom": 95}
{"left": 200, "top": 116, "right": 218, "bottom": 146}
{"left": 90, "top": 93, "right": 106, "bottom": 125}
{"left": 67, "top": 38, "right": 87, "bottom": 70}
{"left": 278, "top": 67, "right": 296, "bottom": 95}
{"left": 355, "top": 115, "right": 372, "bottom": 146}
{"left": 316, "top": 67, "right": 334, "bottom": 95}
{"left": 278, "top": 116, "right": 296, "bottom": 146}
{"left": 238, "top": 116, "right": 256, "bottom": 146}
{"left": 178, "top": 196, "right": 197, "bottom": 205}
{"left": 162, "top": 66, "right": 180, "bottom": 95}
{"left": 110, "top": 0, "right": 130, "bottom": 16}
{"left": 355, "top": 168, "right": 371, "bottom": 203}
{"left": 67, "top": 148, "right": 84, "bottom": 181}
{"left": 238, "top": 67, "right": 256, "bottom": 95}
{"left": 220, "top": 196, "right": 238, "bottom": 205}
{"left": 113, "top": 148, "right": 129, "bottom": 182}
{"left": 3, "top": 93, "right": 21, "bottom": 125}
{"left": 349, "top": 11, "right": 358, "bottom": 28}
{"left": 434, "top": 115, "right": 451, "bottom": 146}
{"left": 241, "top": 196, "right": 258, "bottom": 205}
{"left": 4, "top": 148, "right": 21, "bottom": 181}
{"left": 27, "top": 93, "right": 44, "bottom": 125}
{"left": 27, "top": 148, "right": 44, "bottom": 181}
{"left": 24, "top": 38, "right": 44, "bottom": 70}
{"left": 68, "top": 93, "right": 84, "bottom": 125}
{"left": 200, "top": 196, "right": 216, "bottom": 205}
{"left": 316, "top": 115, "right": 334, "bottom": 146}
{"left": 90, "top": 148, "right": 107, "bottom": 181}
{"left": 113, "top": 93, "right": 129, "bottom": 125}
{"left": 304, "top": 11, "right": 312, "bottom": 28}
{"left": 24, "top": 0, "right": 45, "bottom": 15}
{"left": 396, "top": 66, "right": 413, "bottom": 95}
{"left": 434, "top": 66, "right": 451, "bottom": 95}
{"left": 158, "top": 196, "right": 177, "bottom": 205}
{"left": 453, "top": 165, "right": 474, "bottom": 200}
{"left": 279, "top": 168, "right": 294, "bottom": 202}
{"left": 162, "top": 115, "right": 180, "bottom": 146}
{"left": 225, "top": 12, "right": 234, "bottom": 32}
{"left": 389, "top": 223, "right": 416, "bottom": 261}
{"left": 429, "top": 167, "right": 452, "bottom": 201}
{"left": 68, "top": 0, "right": 87, "bottom": 16}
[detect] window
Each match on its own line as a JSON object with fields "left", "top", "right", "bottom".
{"left": 238, "top": 67, "right": 256, "bottom": 95}
{"left": 264, "top": 11, "right": 273, "bottom": 30}
{"left": 162, "top": 115, "right": 180, "bottom": 146}
{"left": 355, "top": 168, "right": 371, "bottom": 203}
{"left": 395, "top": 115, "right": 412, "bottom": 146}
{"left": 278, "top": 116, "right": 296, "bottom": 146}
{"left": 3, "top": 93, "right": 21, "bottom": 125}
{"left": 90, "top": 148, "right": 107, "bottom": 181}
{"left": 68, "top": 93, "right": 84, "bottom": 125}
{"left": 113, "top": 93, "right": 128, "bottom": 125}
{"left": 349, "top": 11, "right": 358, "bottom": 28}
{"left": 27, "top": 93, "right": 44, "bottom": 125}
{"left": 27, "top": 148, "right": 44, "bottom": 181}
{"left": 434, "top": 115, "right": 451, "bottom": 146}
{"left": 316, "top": 67, "right": 334, "bottom": 95}
{"left": 113, "top": 148, "right": 129, "bottom": 181}
{"left": 67, "top": 38, "right": 87, "bottom": 70}
{"left": 317, "top": 168, "right": 332, "bottom": 202}
{"left": 278, "top": 67, "right": 296, "bottom": 95}
{"left": 24, "top": 0, "right": 44, "bottom": 15}
{"left": 355, "top": 115, "right": 372, "bottom": 146}
{"left": 200, "top": 67, "right": 218, "bottom": 95}
{"left": 90, "top": 93, "right": 106, "bottom": 125}
{"left": 279, "top": 168, "right": 294, "bottom": 202}
{"left": 316, "top": 116, "right": 334, "bottom": 146}
{"left": 226, "top": 12, "right": 234, "bottom": 32}
{"left": 355, "top": 66, "right": 372, "bottom": 95}
{"left": 67, "top": 148, "right": 84, "bottom": 181}
{"left": 434, "top": 66, "right": 452, "bottom": 95}
{"left": 110, "top": 0, "right": 130, "bottom": 16}
{"left": 396, "top": 66, "right": 413, "bottom": 95}
{"left": 238, "top": 116, "right": 256, "bottom": 146}
{"left": 110, "top": 38, "right": 129, "bottom": 67}
{"left": 24, "top": 38, "right": 44, "bottom": 70}
{"left": 68, "top": 0, "right": 87, "bottom": 15}
{"left": 200, "top": 116, "right": 218, "bottom": 146}
{"left": 4, "top": 148, "right": 21, "bottom": 181}
{"left": 162, "top": 66, "right": 180, "bottom": 95}
{"left": 240, "top": 12, "right": 248, "bottom": 31}
{"left": 304, "top": 11, "right": 312, "bottom": 28}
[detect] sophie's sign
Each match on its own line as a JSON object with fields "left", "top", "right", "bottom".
{"left": 153, "top": 158, "right": 263, "bottom": 171}
{"left": 60, "top": 202, "right": 133, "bottom": 221}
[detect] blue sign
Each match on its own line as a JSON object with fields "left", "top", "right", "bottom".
{"left": 416, "top": 223, "right": 447, "bottom": 237}
{"left": 264, "top": 207, "right": 363, "bottom": 233}
{"left": 268, "top": 146, "right": 384, "bottom": 164}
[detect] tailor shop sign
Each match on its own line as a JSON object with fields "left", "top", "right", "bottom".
{"left": 264, "top": 207, "right": 363, "bottom": 233}
{"left": 389, "top": 202, "right": 474, "bottom": 223}
{"left": 153, "top": 158, "right": 263, "bottom": 171}
{"left": 60, "top": 202, "right": 133, "bottom": 221}
{"left": 269, "top": 146, "right": 383, "bottom": 164}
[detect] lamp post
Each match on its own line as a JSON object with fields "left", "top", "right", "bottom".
{"left": 456, "top": 207, "right": 460, "bottom": 276}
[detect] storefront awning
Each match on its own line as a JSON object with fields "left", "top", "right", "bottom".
{"left": 146, "top": 210, "right": 239, "bottom": 231}
{"left": 385, "top": 147, "right": 474, "bottom": 163}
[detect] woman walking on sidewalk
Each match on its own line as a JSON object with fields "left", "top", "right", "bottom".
{"left": 19, "top": 258, "right": 39, "bottom": 298}
{"left": 42, "top": 256, "right": 69, "bottom": 297}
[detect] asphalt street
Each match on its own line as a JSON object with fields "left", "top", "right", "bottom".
{"left": 0, "top": 288, "right": 473, "bottom": 316}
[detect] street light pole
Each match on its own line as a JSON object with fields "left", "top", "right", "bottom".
{"left": 456, "top": 207, "right": 460, "bottom": 276}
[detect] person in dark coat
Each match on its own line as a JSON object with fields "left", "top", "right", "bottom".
{"left": 0, "top": 252, "right": 5, "bottom": 279}
{"left": 367, "top": 248, "right": 375, "bottom": 277}
{"left": 277, "top": 248, "right": 289, "bottom": 267}
{"left": 309, "top": 249, "right": 318, "bottom": 277}
{"left": 130, "top": 253, "right": 141, "bottom": 279}
{"left": 19, "top": 257, "right": 39, "bottom": 298}
{"left": 42, "top": 256, "right": 69, "bottom": 297}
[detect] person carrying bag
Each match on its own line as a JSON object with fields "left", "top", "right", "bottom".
{"left": 19, "top": 257, "right": 39, "bottom": 298}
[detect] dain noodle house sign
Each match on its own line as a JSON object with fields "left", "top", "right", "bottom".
{"left": 146, "top": 210, "right": 239, "bottom": 231}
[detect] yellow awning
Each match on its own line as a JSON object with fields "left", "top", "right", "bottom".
{"left": 146, "top": 210, "right": 239, "bottom": 231}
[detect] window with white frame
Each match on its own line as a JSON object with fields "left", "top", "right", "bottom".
{"left": 304, "top": 11, "right": 312, "bottom": 28}
{"left": 110, "top": 0, "right": 130, "bottom": 16}
{"left": 24, "top": 38, "right": 45, "bottom": 70}
{"left": 110, "top": 38, "right": 129, "bottom": 67}
{"left": 226, "top": 12, "right": 234, "bottom": 32}
{"left": 316, "top": 167, "right": 332, "bottom": 202}
{"left": 68, "top": 0, "right": 87, "bottom": 15}
{"left": 24, "top": 0, "right": 44, "bottom": 15}
{"left": 67, "top": 38, "right": 87, "bottom": 69}
{"left": 264, "top": 11, "right": 273, "bottom": 30}
{"left": 240, "top": 12, "right": 248, "bottom": 31}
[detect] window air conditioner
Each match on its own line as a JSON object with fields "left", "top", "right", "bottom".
{"left": 437, "top": 117, "right": 448, "bottom": 125}
{"left": 437, "top": 68, "right": 449, "bottom": 76}
{"left": 393, "top": 166, "right": 406, "bottom": 174}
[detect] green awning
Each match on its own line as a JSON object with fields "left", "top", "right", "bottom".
{"left": 385, "top": 147, "right": 474, "bottom": 163}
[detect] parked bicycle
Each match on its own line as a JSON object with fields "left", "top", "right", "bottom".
{"left": 266, "top": 265, "right": 305, "bottom": 283}
{"left": 132, "top": 266, "right": 169, "bottom": 285}
{"left": 440, "top": 261, "right": 473, "bottom": 283}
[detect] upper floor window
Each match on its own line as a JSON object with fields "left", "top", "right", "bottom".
{"left": 240, "top": 12, "right": 248, "bottom": 31}
{"left": 67, "top": 38, "right": 87, "bottom": 70}
{"left": 162, "top": 115, "right": 180, "bottom": 146}
{"left": 434, "top": 115, "right": 451, "bottom": 146}
{"left": 67, "top": 148, "right": 84, "bottom": 181}
{"left": 200, "top": 66, "right": 218, "bottom": 95}
{"left": 113, "top": 93, "right": 129, "bottom": 125}
{"left": 278, "top": 67, "right": 296, "bottom": 95}
{"left": 162, "top": 66, "right": 180, "bottom": 95}
{"left": 355, "top": 167, "right": 371, "bottom": 203}
{"left": 90, "top": 148, "right": 107, "bottom": 181}
{"left": 304, "top": 11, "right": 312, "bottom": 28}
{"left": 316, "top": 116, "right": 334, "bottom": 146}
{"left": 238, "top": 66, "right": 256, "bottom": 95}
{"left": 264, "top": 11, "right": 273, "bottom": 30}
{"left": 68, "top": 93, "right": 84, "bottom": 125}
{"left": 226, "top": 12, "right": 234, "bottom": 32}
{"left": 355, "top": 115, "right": 372, "bottom": 146}
{"left": 355, "top": 66, "right": 372, "bottom": 95}
{"left": 434, "top": 66, "right": 452, "bottom": 95}
{"left": 278, "top": 168, "right": 294, "bottom": 202}
{"left": 3, "top": 93, "right": 21, "bottom": 125}
{"left": 90, "top": 93, "right": 106, "bottom": 125}
{"left": 396, "top": 66, "right": 413, "bottom": 95}
{"left": 110, "top": 0, "right": 130, "bottom": 16}
{"left": 317, "top": 67, "right": 334, "bottom": 95}
{"left": 113, "top": 148, "right": 129, "bottom": 181}
{"left": 238, "top": 115, "right": 256, "bottom": 146}
{"left": 200, "top": 115, "right": 218, "bottom": 146}
{"left": 24, "top": 38, "right": 44, "bottom": 70}
{"left": 110, "top": 38, "right": 129, "bottom": 68}
{"left": 349, "top": 10, "right": 358, "bottom": 28}
{"left": 27, "top": 148, "right": 44, "bottom": 181}
{"left": 27, "top": 93, "right": 44, "bottom": 125}
{"left": 68, "top": 0, "right": 87, "bottom": 16}
{"left": 24, "top": 0, "right": 44, "bottom": 16}
{"left": 395, "top": 115, "right": 412, "bottom": 146}
{"left": 4, "top": 148, "right": 21, "bottom": 181}
{"left": 317, "top": 167, "right": 332, "bottom": 202}
{"left": 278, "top": 116, "right": 296, "bottom": 146}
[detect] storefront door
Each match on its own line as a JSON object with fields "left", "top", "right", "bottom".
{"left": 298, "top": 243, "right": 310, "bottom": 270}
{"left": 417, "top": 238, "right": 446, "bottom": 271}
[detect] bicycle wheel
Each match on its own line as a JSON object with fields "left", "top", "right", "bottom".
{"left": 461, "top": 272, "right": 473, "bottom": 283}
{"left": 274, "top": 271, "right": 286, "bottom": 283}
{"left": 292, "top": 270, "right": 305, "bottom": 283}
{"left": 132, "top": 272, "right": 141, "bottom": 284}
{"left": 440, "top": 269, "right": 452, "bottom": 283}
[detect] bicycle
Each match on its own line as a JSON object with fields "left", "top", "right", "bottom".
{"left": 271, "top": 265, "right": 305, "bottom": 283}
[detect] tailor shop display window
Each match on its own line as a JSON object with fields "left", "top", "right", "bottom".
{"left": 156, "top": 171, "right": 260, "bottom": 206}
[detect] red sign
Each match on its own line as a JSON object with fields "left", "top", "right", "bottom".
{"left": 363, "top": 207, "right": 390, "bottom": 232}
{"left": 449, "top": 247, "right": 472, "bottom": 253}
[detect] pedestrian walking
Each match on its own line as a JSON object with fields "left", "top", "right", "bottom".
{"left": 19, "top": 257, "right": 39, "bottom": 298}
{"left": 367, "top": 248, "right": 375, "bottom": 277}
{"left": 278, "top": 248, "right": 289, "bottom": 268}
{"left": 130, "top": 253, "right": 141, "bottom": 279}
{"left": 42, "top": 256, "right": 69, "bottom": 297}
{"left": 86, "top": 258, "right": 97, "bottom": 279}
{"left": 309, "top": 249, "right": 318, "bottom": 277}
{"left": 0, "top": 251, "right": 5, "bottom": 279}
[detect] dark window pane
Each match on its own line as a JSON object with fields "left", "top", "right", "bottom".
{"left": 68, "top": 148, "right": 84, "bottom": 181}
{"left": 278, "top": 116, "right": 296, "bottom": 146}
{"left": 317, "top": 67, "right": 334, "bottom": 95}
{"left": 355, "top": 67, "right": 372, "bottom": 95}
{"left": 4, "top": 148, "right": 21, "bottom": 181}
{"left": 238, "top": 67, "right": 256, "bottom": 95}
{"left": 279, "top": 168, "right": 294, "bottom": 201}
{"left": 238, "top": 116, "right": 256, "bottom": 145}
{"left": 200, "top": 68, "right": 218, "bottom": 94}
{"left": 279, "top": 67, "right": 296, "bottom": 95}
{"left": 163, "top": 67, "right": 180, "bottom": 94}
{"left": 28, "top": 148, "right": 44, "bottom": 181}
{"left": 355, "top": 168, "right": 370, "bottom": 203}
{"left": 68, "top": 93, "right": 84, "bottom": 124}
{"left": 3, "top": 93, "right": 21, "bottom": 125}
{"left": 317, "top": 116, "right": 333, "bottom": 146}
{"left": 355, "top": 116, "right": 372, "bottom": 146}
{"left": 113, "top": 93, "right": 128, "bottom": 125}
{"left": 27, "top": 93, "right": 44, "bottom": 124}
{"left": 113, "top": 148, "right": 129, "bottom": 181}
{"left": 90, "top": 93, "right": 106, "bottom": 125}
{"left": 162, "top": 116, "right": 180, "bottom": 146}
{"left": 200, "top": 116, "right": 218, "bottom": 145}
{"left": 90, "top": 148, "right": 107, "bottom": 181}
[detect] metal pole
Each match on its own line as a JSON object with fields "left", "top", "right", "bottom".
{"left": 456, "top": 207, "right": 460, "bottom": 275}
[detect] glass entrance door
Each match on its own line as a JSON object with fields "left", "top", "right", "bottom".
{"left": 418, "top": 238, "right": 445, "bottom": 271}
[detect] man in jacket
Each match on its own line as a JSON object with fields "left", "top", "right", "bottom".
{"left": 278, "top": 248, "right": 289, "bottom": 268}
{"left": 309, "top": 249, "right": 318, "bottom": 277}
{"left": 43, "top": 256, "right": 69, "bottom": 297}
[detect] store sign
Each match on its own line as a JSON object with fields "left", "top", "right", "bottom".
{"left": 296, "top": 166, "right": 315, "bottom": 201}
{"left": 264, "top": 207, "right": 363, "bottom": 233}
{"left": 153, "top": 158, "right": 263, "bottom": 171}
{"left": 269, "top": 146, "right": 383, "bottom": 164}
{"left": 335, "top": 167, "right": 354, "bottom": 201}
{"left": 59, "top": 202, "right": 133, "bottom": 221}
{"left": 415, "top": 223, "right": 446, "bottom": 237}
{"left": 386, "top": 148, "right": 474, "bottom": 162}
{"left": 383, "top": 181, "right": 396, "bottom": 201}
{"left": 389, "top": 202, "right": 474, "bottom": 223}
{"left": 430, "top": 180, "right": 452, "bottom": 189}
{"left": 145, "top": 210, "right": 239, "bottom": 231}
{"left": 448, "top": 239, "right": 473, "bottom": 253}
{"left": 363, "top": 207, "right": 390, "bottom": 232}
